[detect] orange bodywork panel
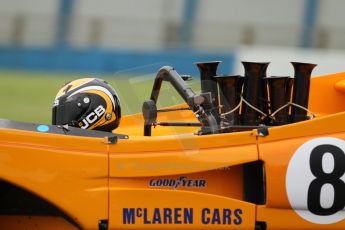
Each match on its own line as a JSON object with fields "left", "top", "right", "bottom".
{"left": 257, "top": 112, "right": 345, "bottom": 228}
{"left": 1, "top": 72, "right": 345, "bottom": 229}
{"left": 309, "top": 72, "right": 345, "bottom": 115}
{"left": 0, "top": 128, "right": 109, "bottom": 229}
{"left": 108, "top": 130, "right": 258, "bottom": 229}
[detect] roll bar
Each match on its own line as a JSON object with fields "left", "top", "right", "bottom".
{"left": 143, "top": 66, "right": 219, "bottom": 136}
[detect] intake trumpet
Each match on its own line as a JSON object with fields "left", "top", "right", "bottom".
{"left": 290, "top": 62, "right": 317, "bottom": 122}
{"left": 265, "top": 76, "right": 293, "bottom": 125}
{"left": 195, "top": 61, "right": 222, "bottom": 124}
{"left": 215, "top": 75, "right": 244, "bottom": 126}
{"left": 241, "top": 62, "right": 270, "bottom": 125}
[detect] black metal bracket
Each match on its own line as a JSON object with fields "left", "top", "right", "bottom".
{"left": 255, "top": 221, "right": 267, "bottom": 230}
{"left": 98, "top": 219, "right": 108, "bottom": 230}
{"left": 257, "top": 126, "right": 269, "bottom": 137}
{"left": 143, "top": 66, "right": 219, "bottom": 136}
{"left": 181, "top": 74, "right": 193, "bottom": 81}
{"left": 104, "top": 136, "right": 118, "bottom": 144}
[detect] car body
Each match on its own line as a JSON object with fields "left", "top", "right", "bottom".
{"left": 1, "top": 66, "right": 345, "bottom": 229}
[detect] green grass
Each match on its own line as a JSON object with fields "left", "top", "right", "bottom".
{"left": 0, "top": 70, "right": 200, "bottom": 124}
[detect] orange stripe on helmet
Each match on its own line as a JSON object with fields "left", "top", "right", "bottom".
{"left": 55, "top": 78, "right": 95, "bottom": 99}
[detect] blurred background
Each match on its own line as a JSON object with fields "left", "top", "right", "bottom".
{"left": 0, "top": 0, "right": 345, "bottom": 123}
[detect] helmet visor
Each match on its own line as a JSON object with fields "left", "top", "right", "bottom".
{"left": 52, "top": 101, "right": 80, "bottom": 126}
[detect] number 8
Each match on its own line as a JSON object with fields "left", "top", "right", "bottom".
{"left": 307, "top": 144, "right": 345, "bottom": 215}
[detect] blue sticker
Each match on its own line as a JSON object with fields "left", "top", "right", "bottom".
{"left": 37, "top": 125, "right": 49, "bottom": 132}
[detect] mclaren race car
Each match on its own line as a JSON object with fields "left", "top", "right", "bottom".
{"left": 1, "top": 61, "right": 345, "bottom": 230}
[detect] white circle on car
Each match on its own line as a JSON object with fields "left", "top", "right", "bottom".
{"left": 286, "top": 137, "right": 345, "bottom": 224}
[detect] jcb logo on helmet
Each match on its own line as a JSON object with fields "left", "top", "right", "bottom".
{"left": 79, "top": 105, "right": 105, "bottom": 129}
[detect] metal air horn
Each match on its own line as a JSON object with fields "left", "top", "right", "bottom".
{"left": 290, "top": 62, "right": 317, "bottom": 122}
{"left": 195, "top": 61, "right": 222, "bottom": 124}
{"left": 215, "top": 75, "right": 244, "bottom": 126}
{"left": 241, "top": 62, "right": 270, "bottom": 125}
{"left": 265, "top": 76, "right": 293, "bottom": 125}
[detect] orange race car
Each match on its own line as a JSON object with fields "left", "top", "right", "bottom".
{"left": 1, "top": 61, "right": 345, "bottom": 230}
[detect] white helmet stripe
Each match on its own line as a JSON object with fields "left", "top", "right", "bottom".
{"left": 67, "top": 86, "right": 116, "bottom": 108}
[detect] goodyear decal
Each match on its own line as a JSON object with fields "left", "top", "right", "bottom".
{"left": 123, "top": 208, "right": 243, "bottom": 225}
{"left": 149, "top": 176, "right": 206, "bottom": 189}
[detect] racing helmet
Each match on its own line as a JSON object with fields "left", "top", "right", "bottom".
{"left": 52, "top": 78, "right": 121, "bottom": 132}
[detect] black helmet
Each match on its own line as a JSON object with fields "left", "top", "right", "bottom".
{"left": 52, "top": 78, "right": 121, "bottom": 132}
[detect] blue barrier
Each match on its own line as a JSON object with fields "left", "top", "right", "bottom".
{"left": 0, "top": 47, "right": 235, "bottom": 76}
{"left": 301, "top": 0, "right": 320, "bottom": 48}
